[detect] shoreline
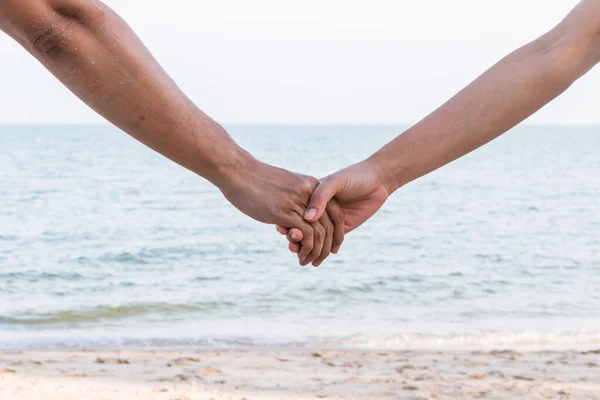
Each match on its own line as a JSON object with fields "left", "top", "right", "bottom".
{"left": 3, "top": 327, "right": 600, "bottom": 354}
{"left": 2, "top": 348, "right": 599, "bottom": 399}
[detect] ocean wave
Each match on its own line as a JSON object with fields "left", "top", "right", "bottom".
{"left": 0, "top": 235, "right": 18, "bottom": 241}
{"left": 0, "top": 301, "right": 235, "bottom": 325}
{"left": 0, "top": 336, "right": 308, "bottom": 351}
{"left": 334, "top": 331, "right": 600, "bottom": 351}
{"left": 1, "top": 330, "right": 599, "bottom": 352}
{"left": 0, "top": 271, "right": 85, "bottom": 281}
{"left": 98, "top": 252, "right": 149, "bottom": 265}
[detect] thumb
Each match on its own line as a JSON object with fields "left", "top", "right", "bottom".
{"left": 303, "top": 178, "right": 340, "bottom": 222}
{"left": 286, "top": 228, "right": 303, "bottom": 243}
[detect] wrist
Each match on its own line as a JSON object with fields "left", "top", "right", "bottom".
{"left": 207, "top": 144, "right": 258, "bottom": 195}
{"left": 366, "top": 148, "right": 412, "bottom": 196}
{"left": 186, "top": 119, "right": 259, "bottom": 193}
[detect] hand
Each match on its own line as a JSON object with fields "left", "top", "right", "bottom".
{"left": 220, "top": 159, "right": 345, "bottom": 266}
{"left": 276, "top": 159, "right": 390, "bottom": 255}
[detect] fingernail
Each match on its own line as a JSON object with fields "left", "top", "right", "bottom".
{"left": 304, "top": 208, "right": 317, "bottom": 220}
{"left": 291, "top": 232, "right": 300, "bottom": 241}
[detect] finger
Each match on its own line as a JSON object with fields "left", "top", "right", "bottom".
{"left": 312, "top": 212, "right": 334, "bottom": 267}
{"left": 288, "top": 242, "right": 301, "bottom": 254}
{"left": 276, "top": 226, "right": 289, "bottom": 235}
{"left": 326, "top": 199, "right": 345, "bottom": 253}
{"left": 277, "top": 226, "right": 303, "bottom": 255}
{"left": 304, "top": 179, "right": 340, "bottom": 223}
{"left": 301, "top": 220, "right": 325, "bottom": 266}
{"left": 287, "top": 228, "right": 303, "bottom": 255}
{"left": 286, "top": 228, "right": 303, "bottom": 243}
{"left": 295, "top": 218, "right": 314, "bottom": 264}
{"left": 278, "top": 225, "right": 302, "bottom": 253}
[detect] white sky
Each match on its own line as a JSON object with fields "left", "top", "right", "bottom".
{"left": 0, "top": 0, "right": 598, "bottom": 125}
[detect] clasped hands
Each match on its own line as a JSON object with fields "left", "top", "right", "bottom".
{"left": 220, "top": 155, "right": 391, "bottom": 267}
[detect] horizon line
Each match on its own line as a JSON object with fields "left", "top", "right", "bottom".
{"left": 1, "top": 122, "right": 600, "bottom": 127}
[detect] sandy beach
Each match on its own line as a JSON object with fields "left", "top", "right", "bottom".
{"left": 1, "top": 349, "right": 599, "bottom": 399}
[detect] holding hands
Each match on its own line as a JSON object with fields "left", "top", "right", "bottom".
{"left": 219, "top": 159, "right": 345, "bottom": 267}
{"left": 276, "top": 159, "right": 391, "bottom": 265}
{"left": 5, "top": 0, "right": 600, "bottom": 268}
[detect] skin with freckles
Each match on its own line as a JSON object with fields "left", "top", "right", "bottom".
{"left": 281, "top": 0, "right": 600, "bottom": 253}
{"left": 0, "top": 0, "right": 344, "bottom": 266}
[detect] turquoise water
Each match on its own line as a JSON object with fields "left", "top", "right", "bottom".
{"left": 0, "top": 124, "right": 599, "bottom": 350}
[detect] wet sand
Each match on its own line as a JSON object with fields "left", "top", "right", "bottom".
{"left": 1, "top": 349, "right": 600, "bottom": 399}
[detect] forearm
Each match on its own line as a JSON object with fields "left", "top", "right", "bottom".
{"left": 0, "top": 0, "right": 344, "bottom": 264}
{"left": 372, "top": 0, "right": 600, "bottom": 194}
{"left": 0, "top": 0, "right": 252, "bottom": 189}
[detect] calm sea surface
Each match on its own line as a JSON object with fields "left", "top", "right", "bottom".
{"left": 0, "top": 124, "right": 599, "bottom": 350}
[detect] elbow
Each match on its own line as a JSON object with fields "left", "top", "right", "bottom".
{"left": 31, "top": 26, "right": 70, "bottom": 57}
{"left": 532, "top": 7, "right": 600, "bottom": 84}
{"left": 11, "top": 0, "right": 107, "bottom": 58}
{"left": 529, "top": 31, "right": 594, "bottom": 88}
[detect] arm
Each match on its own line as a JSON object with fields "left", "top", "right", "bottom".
{"left": 0, "top": 0, "right": 344, "bottom": 266}
{"left": 374, "top": 0, "right": 600, "bottom": 194}
{"left": 280, "top": 0, "right": 600, "bottom": 247}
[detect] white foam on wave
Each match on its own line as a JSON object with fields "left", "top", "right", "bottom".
{"left": 333, "top": 331, "right": 600, "bottom": 351}
{"left": 2, "top": 329, "right": 600, "bottom": 352}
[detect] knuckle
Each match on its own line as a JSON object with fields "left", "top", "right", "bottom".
{"left": 301, "top": 180, "right": 317, "bottom": 195}
{"left": 316, "top": 226, "right": 325, "bottom": 239}
{"left": 302, "top": 244, "right": 312, "bottom": 255}
{"left": 329, "top": 205, "right": 344, "bottom": 223}
{"left": 311, "top": 194, "right": 325, "bottom": 205}
{"left": 335, "top": 208, "right": 345, "bottom": 223}
{"left": 308, "top": 176, "right": 320, "bottom": 186}
{"left": 277, "top": 198, "right": 293, "bottom": 212}
{"left": 325, "top": 223, "right": 334, "bottom": 236}
{"left": 304, "top": 228, "right": 314, "bottom": 240}
{"left": 325, "top": 217, "right": 334, "bottom": 229}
